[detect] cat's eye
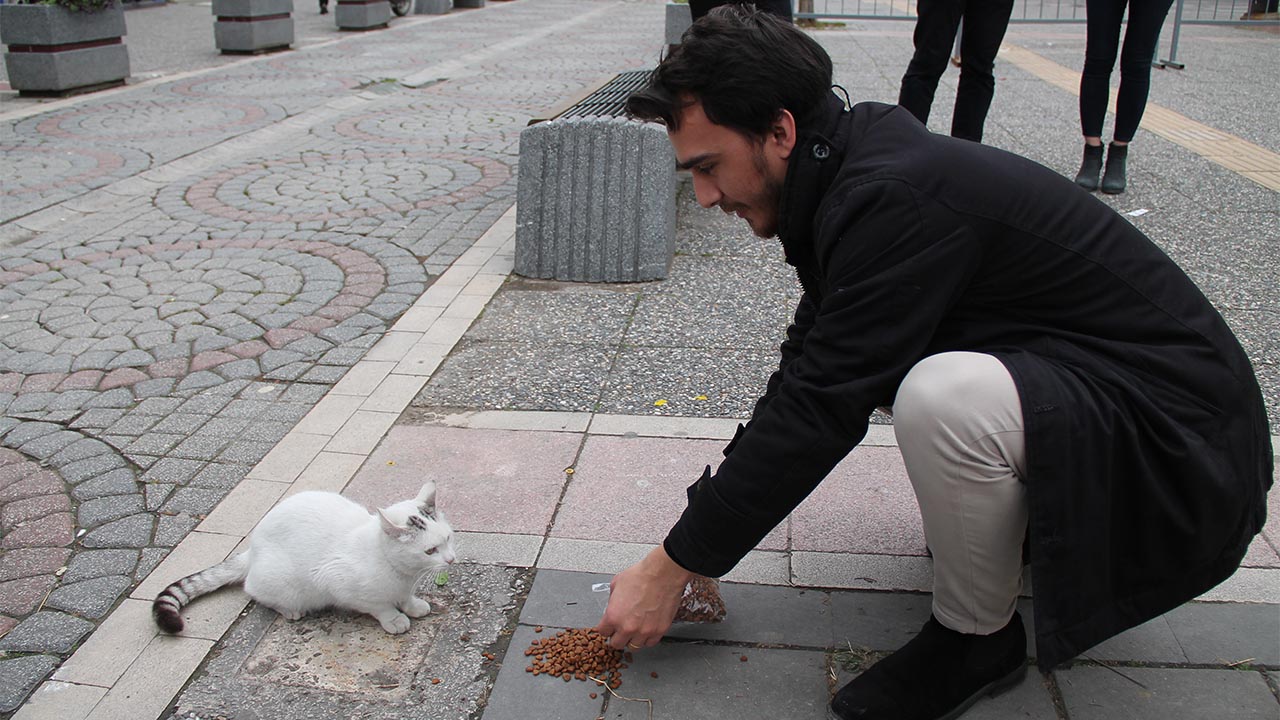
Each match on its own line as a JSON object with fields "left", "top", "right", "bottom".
{"left": 425, "top": 548, "right": 437, "bottom": 555}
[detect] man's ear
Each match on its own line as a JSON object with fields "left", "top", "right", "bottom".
{"left": 769, "top": 109, "right": 798, "bottom": 159}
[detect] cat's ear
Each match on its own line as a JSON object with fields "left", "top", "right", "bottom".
{"left": 415, "top": 483, "right": 437, "bottom": 517}
{"left": 378, "top": 509, "right": 412, "bottom": 539}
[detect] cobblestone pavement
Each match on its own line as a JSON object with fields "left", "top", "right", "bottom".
{"left": 0, "top": 0, "right": 664, "bottom": 712}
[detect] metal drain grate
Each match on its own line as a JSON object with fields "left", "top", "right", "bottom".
{"left": 555, "top": 70, "right": 653, "bottom": 119}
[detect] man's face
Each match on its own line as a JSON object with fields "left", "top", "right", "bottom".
{"left": 668, "top": 100, "right": 795, "bottom": 239}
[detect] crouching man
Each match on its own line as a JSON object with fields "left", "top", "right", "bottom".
{"left": 595, "top": 7, "right": 1272, "bottom": 720}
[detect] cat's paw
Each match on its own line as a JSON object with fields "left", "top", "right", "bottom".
{"left": 378, "top": 611, "right": 412, "bottom": 634}
{"left": 402, "top": 597, "right": 432, "bottom": 618}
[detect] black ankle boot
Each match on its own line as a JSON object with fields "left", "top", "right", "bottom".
{"left": 830, "top": 613, "right": 1028, "bottom": 720}
{"left": 1101, "top": 143, "right": 1128, "bottom": 194}
{"left": 1074, "top": 143, "right": 1104, "bottom": 191}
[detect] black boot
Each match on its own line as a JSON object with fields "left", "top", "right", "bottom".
{"left": 1073, "top": 143, "right": 1103, "bottom": 191}
{"left": 830, "top": 613, "right": 1027, "bottom": 720}
{"left": 1101, "top": 142, "right": 1128, "bottom": 194}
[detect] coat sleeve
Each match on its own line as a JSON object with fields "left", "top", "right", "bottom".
{"left": 664, "top": 178, "right": 985, "bottom": 576}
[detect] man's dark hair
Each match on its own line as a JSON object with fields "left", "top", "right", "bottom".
{"left": 626, "top": 5, "right": 835, "bottom": 138}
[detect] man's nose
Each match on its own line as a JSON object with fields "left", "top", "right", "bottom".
{"left": 691, "top": 175, "right": 720, "bottom": 209}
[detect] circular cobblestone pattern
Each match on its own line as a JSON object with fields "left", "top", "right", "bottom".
{"left": 1, "top": 145, "right": 151, "bottom": 199}
{"left": 24, "top": 99, "right": 286, "bottom": 144}
{"left": 0, "top": 238, "right": 406, "bottom": 391}
{"left": 162, "top": 150, "right": 511, "bottom": 224}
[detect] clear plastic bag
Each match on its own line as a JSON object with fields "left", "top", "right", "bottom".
{"left": 673, "top": 576, "right": 726, "bottom": 623}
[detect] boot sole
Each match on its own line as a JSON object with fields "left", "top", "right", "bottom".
{"left": 827, "top": 659, "right": 1028, "bottom": 720}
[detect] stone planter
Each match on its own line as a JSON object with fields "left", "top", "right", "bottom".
{"left": 414, "top": 0, "right": 449, "bottom": 14}
{"left": 665, "top": 2, "right": 691, "bottom": 51}
{"left": 212, "top": 0, "right": 294, "bottom": 54}
{"left": 0, "top": 3, "right": 130, "bottom": 95}
{"left": 335, "top": 0, "right": 391, "bottom": 29}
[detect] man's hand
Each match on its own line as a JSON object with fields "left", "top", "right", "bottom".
{"left": 595, "top": 546, "right": 695, "bottom": 650}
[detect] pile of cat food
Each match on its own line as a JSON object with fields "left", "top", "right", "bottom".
{"left": 524, "top": 628, "right": 626, "bottom": 689}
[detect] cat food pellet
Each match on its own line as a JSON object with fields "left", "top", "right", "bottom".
{"left": 740, "top": 655, "right": 748, "bottom": 662}
{"left": 430, "top": 678, "right": 441, "bottom": 684}
{"left": 535, "top": 626, "right": 543, "bottom": 633}
{"left": 590, "top": 692, "right": 598, "bottom": 699}
{"left": 650, "top": 671, "right": 659, "bottom": 678}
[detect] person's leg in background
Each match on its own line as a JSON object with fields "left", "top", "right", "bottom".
{"left": 899, "top": 0, "right": 964, "bottom": 129}
{"left": 949, "top": 0, "right": 1015, "bottom": 142}
{"left": 1075, "top": 0, "right": 1127, "bottom": 190}
{"left": 1101, "top": 0, "right": 1177, "bottom": 193}
{"left": 830, "top": 352, "right": 1029, "bottom": 719}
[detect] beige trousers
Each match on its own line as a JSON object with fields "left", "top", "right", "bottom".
{"left": 892, "top": 351, "right": 1028, "bottom": 636}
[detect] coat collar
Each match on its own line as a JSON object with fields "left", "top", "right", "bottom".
{"left": 776, "top": 92, "right": 852, "bottom": 272}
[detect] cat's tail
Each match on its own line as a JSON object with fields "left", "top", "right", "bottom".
{"left": 152, "top": 552, "right": 250, "bottom": 634}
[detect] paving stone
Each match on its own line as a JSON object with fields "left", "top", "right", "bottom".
{"left": 0, "top": 494, "right": 71, "bottom": 532}
{"left": 1056, "top": 666, "right": 1278, "bottom": 719}
{"left": 50, "top": 436, "right": 115, "bottom": 464}
{"left": 136, "top": 547, "right": 169, "bottom": 582}
{"left": 152, "top": 413, "right": 211, "bottom": 435}
{"left": 155, "top": 512, "right": 201, "bottom": 547}
{"left": 0, "top": 576, "right": 56, "bottom": 616}
{"left": 1165, "top": 602, "right": 1280, "bottom": 666}
{"left": 177, "top": 371, "right": 227, "bottom": 393}
{"left": 160, "top": 487, "right": 226, "bottom": 517}
{"left": 125, "top": 433, "right": 186, "bottom": 456}
{"left": 0, "top": 547, "right": 71, "bottom": 583}
{"left": 81, "top": 388, "right": 135, "bottom": 408}
{"left": 81, "top": 513, "right": 154, "bottom": 549}
{"left": 141, "top": 457, "right": 207, "bottom": 485}
{"left": 189, "top": 463, "right": 245, "bottom": 491}
{"left": 169, "top": 434, "right": 232, "bottom": 461}
{"left": 145, "top": 482, "right": 177, "bottom": 511}
{"left": 58, "top": 453, "right": 128, "bottom": 485}
{"left": 104, "top": 413, "right": 162, "bottom": 436}
{"left": 70, "top": 469, "right": 139, "bottom": 501}
{"left": 0, "top": 654, "right": 58, "bottom": 714}
{"left": 61, "top": 549, "right": 139, "bottom": 583}
{"left": 45, "top": 575, "right": 133, "bottom": 619}
{"left": 134, "top": 378, "right": 178, "bottom": 398}
{"left": 135, "top": 397, "right": 185, "bottom": 415}
{"left": 0, "top": 422, "right": 60, "bottom": 447}
{"left": 78, "top": 493, "right": 145, "bottom": 528}
{"left": 16, "top": 430, "right": 79, "bottom": 461}
{"left": 47, "top": 389, "right": 102, "bottom": 412}
{"left": 0, "top": 611, "right": 92, "bottom": 654}
{"left": 1, "top": 512, "right": 73, "bottom": 549}
{"left": 215, "top": 440, "right": 275, "bottom": 465}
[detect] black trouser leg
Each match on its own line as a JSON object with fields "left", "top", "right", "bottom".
{"left": 1079, "top": 0, "right": 1128, "bottom": 138}
{"left": 899, "top": 0, "right": 963, "bottom": 128}
{"left": 1112, "top": 0, "right": 1175, "bottom": 141}
{"left": 950, "top": 0, "right": 1014, "bottom": 141}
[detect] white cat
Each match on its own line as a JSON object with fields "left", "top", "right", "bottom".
{"left": 153, "top": 483, "right": 456, "bottom": 635}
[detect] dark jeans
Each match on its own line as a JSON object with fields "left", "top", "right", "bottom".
{"left": 689, "top": 0, "right": 793, "bottom": 22}
{"left": 1079, "top": 0, "right": 1176, "bottom": 142}
{"left": 898, "top": 0, "right": 1015, "bottom": 142}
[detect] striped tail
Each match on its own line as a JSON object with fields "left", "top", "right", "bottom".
{"left": 152, "top": 552, "right": 250, "bottom": 634}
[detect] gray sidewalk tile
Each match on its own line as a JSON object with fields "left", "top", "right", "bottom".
{"left": 1164, "top": 601, "right": 1280, "bottom": 666}
{"left": 482, "top": 625, "right": 608, "bottom": 720}
{"left": 1056, "top": 665, "right": 1279, "bottom": 719}
{"left": 606, "top": 643, "right": 832, "bottom": 720}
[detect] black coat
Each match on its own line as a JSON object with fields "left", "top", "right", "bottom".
{"left": 662, "top": 97, "right": 1273, "bottom": 670}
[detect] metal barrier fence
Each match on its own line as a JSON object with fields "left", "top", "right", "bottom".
{"left": 795, "top": 0, "right": 1279, "bottom": 68}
